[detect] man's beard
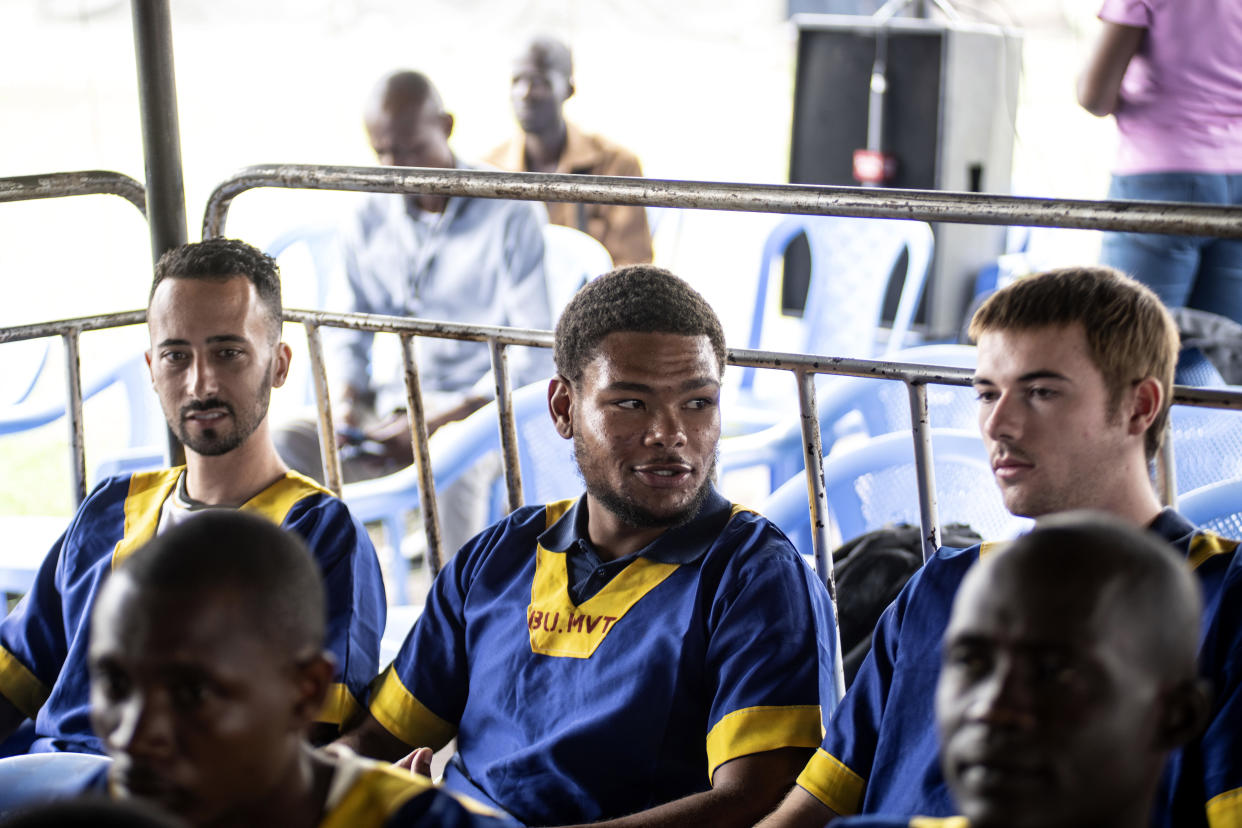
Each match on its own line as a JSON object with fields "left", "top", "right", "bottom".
{"left": 572, "top": 433, "right": 717, "bottom": 530}
{"left": 173, "top": 362, "right": 272, "bottom": 457}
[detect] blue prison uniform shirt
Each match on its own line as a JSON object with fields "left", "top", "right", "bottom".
{"left": 77, "top": 753, "right": 520, "bottom": 827}
{"left": 368, "top": 488, "right": 836, "bottom": 826}
{"left": 796, "top": 508, "right": 1242, "bottom": 828}
{"left": 0, "top": 468, "right": 386, "bottom": 754}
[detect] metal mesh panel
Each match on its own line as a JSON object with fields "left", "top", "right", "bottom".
{"left": 1171, "top": 406, "right": 1242, "bottom": 493}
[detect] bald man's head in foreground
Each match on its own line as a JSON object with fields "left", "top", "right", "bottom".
{"left": 937, "top": 513, "right": 1210, "bottom": 828}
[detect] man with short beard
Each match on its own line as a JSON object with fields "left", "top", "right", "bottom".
{"left": 336, "top": 266, "right": 835, "bottom": 828}
{"left": 0, "top": 238, "right": 386, "bottom": 755}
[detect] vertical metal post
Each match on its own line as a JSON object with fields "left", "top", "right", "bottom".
{"left": 304, "top": 322, "right": 343, "bottom": 496}
{"left": 132, "top": 0, "right": 188, "bottom": 466}
{"left": 490, "top": 341, "right": 523, "bottom": 514}
{"left": 795, "top": 371, "right": 847, "bottom": 707}
{"left": 907, "top": 381, "right": 940, "bottom": 561}
{"left": 63, "top": 330, "right": 88, "bottom": 506}
{"left": 400, "top": 334, "right": 444, "bottom": 576}
{"left": 1157, "top": 422, "right": 1177, "bottom": 508}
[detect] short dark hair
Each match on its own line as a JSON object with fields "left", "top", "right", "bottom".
{"left": 150, "top": 238, "right": 283, "bottom": 342}
{"left": 969, "top": 266, "right": 1178, "bottom": 461}
{"left": 554, "top": 265, "right": 726, "bottom": 385}
{"left": 117, "top": 510, "right": 325, "bottom": 655}
{"left": 523, "top": 34, "right": 573, "bottom": 79}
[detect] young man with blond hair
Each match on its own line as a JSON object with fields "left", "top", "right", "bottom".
{"left": 762, "top": 266, "right": 1242, "bottom": 828}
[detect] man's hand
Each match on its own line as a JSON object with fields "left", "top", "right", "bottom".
{"left": 396, "top": 747, "right": 435, "bottom": 778}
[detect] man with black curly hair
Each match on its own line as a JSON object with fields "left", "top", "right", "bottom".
{"left": 338, "top": 265, "right": 836, "bottom": 828}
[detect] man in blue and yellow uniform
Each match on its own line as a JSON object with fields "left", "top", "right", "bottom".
{"left": 77, "top": 510, "right": 510, "bottom": 827}
{"left": 337, "top": 265, "right": 836, "bottom": 827}
{"left": 834, "top": 513, "right": 1211, "bottom": 828}
{"left": 762, "top": 266, "right": 1242, "bottom": 828}
{"left": 0, "top": 238, "right": 385, "bottom": 754}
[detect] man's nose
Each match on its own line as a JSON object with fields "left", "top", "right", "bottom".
{"left": 111, "top": 692, "right": 174, "bottom": 758}
{"left": 981, "top": 389, "right": 1022, "bottom": 443}
{"left": 644, "top": 408, "right": 687, "bottom": 448}
{"left": 967, "top": 658, "right": 1037, "bottom": 732}
{"left": 187, "top": 354, "right": 218, "bottom": 398}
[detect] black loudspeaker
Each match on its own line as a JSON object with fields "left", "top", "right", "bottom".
{"left": 788, "top": 14, "right": 1021, "bottom": 337}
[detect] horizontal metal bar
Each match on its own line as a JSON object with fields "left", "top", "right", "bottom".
{"left": 202, "top": 164, "right": 1242, "bottom": 241}
{"left": 4, "top": 309, "right": 1241, "bottom": 413}
{"left": 0, "top": 310, "right": 148, "bottom": 344}
{"left": 282, "top": 308, "right": 555, "bottom": 349}
{"left": 0, "top": 171, "right": 147, "bottom": 217}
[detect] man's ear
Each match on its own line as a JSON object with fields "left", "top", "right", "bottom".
{"left": 441, "top": 112, "right": 455, "bottom": 141}
{"left": 271, "top": 342, "right": 292, "bottom": 389}
{"left": 548, "top": 375, "right": 574, "bottom": 440}
{"left": 1127, "top": 376, "right": 1163, "bottom": 436}
{"left": 144, "top": 350, "right": 154, "bottom": 382}
{"left": 564, "top": 79, "right": 576, "bottom": 102}
{"left": 291, "top": 651, "right": 336, "bottom": 729}
{"left": 1154, "top": 678, "right": 1211, "bottom": 751}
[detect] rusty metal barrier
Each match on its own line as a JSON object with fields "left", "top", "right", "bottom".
{"left": 6, "top": 306, "right": 1242, "bottom": 707}
{"left": 0, "top": 171, "right": 147, "bottom": 217}
{"left": 202, "top": 165, "right": 1242, "bottom": 240}
{"left": 0, "top": 172, "right": 149, "bottom": 504}
{"left": 200, "top": 164, "right": 1242, "bottom": 704}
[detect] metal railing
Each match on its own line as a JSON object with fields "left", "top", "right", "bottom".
{"left": 202, "top": 165, "right": 1242, "bottom": 240}
{"left": 199, "top": 164, "right": 1242, "bottom": 704}
{"left": 0, "top": 171, "right": 147, "bottom": 217}
{"left": 6, "top": 165, "right": 1242, "bottom": 706}
{"left": 10, "top": 304, "right": 1239, "bottom": 709}
{"left": 0, "top": 172, "right": 149, "bottom": 504}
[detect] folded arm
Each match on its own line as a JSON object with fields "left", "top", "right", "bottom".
{"left": 1078, "top": 21, "right": 1145, "bottom": 117}
{"left": 553, "top": 747, "right": 812, "bottom": 828}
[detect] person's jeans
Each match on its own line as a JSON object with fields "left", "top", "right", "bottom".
{"left": 1101, "top": 172, "right": 1242, "bottom": 324}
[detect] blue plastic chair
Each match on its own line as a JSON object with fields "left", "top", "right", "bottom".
{"left": 542, "top": 224, "right": 612, "bottom": 318}
{"left": 0, "top": 351, "right": 159, "bottom": 449}
{"left": 1178, "top": 478, "right": 1242, "bottom": 539}
{"left": 343, "top": 379, "right": 578, "bottom": 599}
{"left": 0, "top": 351, "right": 164, "bottom": 598}
{"left": 1169, "top": 401, "right": 1242, "bottom": 496}
{"left": 760, "top": 429, "right": 1030, "bottom": 559}
{"left": 729, "top": 215, "right": 934, "bottom": 432}
{"left": 0, "top": 752, "right": 111, "bottom": 813}
{"left": 721, "top": 344, "right": 979, "bottom": 494}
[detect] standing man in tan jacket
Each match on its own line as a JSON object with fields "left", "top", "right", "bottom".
{"left": 486, "top": 35, "right": 653, "bottom": 266}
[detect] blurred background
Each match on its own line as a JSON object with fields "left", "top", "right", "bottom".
{"left": 0, "top": 0, "right": 1119, "bottom": 517}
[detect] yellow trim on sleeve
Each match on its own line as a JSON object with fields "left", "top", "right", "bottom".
{"left": 705, "top": 704, "right": 822, "bottom": 782}
{"left": 368, "top": 665, "right": 457, "bottom": 751}
{"left": 1189, "top": 533, "right": 1240, "bottom": 573}
{"left": 0, "top": 646, "right": 50, "bottom": 720}
{"left": 978, "top": 540, "right": 1008, "bottom": 559}
{"left": 112, "top": 468, "right": 182, "bottom": 568}
{"left": 911, "top": 818, "right": 969, "bottom": 828}
{"left": 316, "top": 682, "right": 362, "bottom": 729}
{"left": 795, "top": 748, "right": 866, "bottom": 816}
{"left": 1208, "top": 787, "right": 1242, "bottom": 828}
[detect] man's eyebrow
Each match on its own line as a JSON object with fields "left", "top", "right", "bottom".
{"left": 971, "top": 370, "right": 1071, "bottom": 386}
{"left": 155, "top": 335, "right": 247, "bottom": 348}
{"left": 605, "top": 377, "right": 721, "bottom": 393}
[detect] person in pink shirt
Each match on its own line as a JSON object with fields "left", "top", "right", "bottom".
{"left": 1079, "top": 0, "right": 1242, "bottom": 323}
